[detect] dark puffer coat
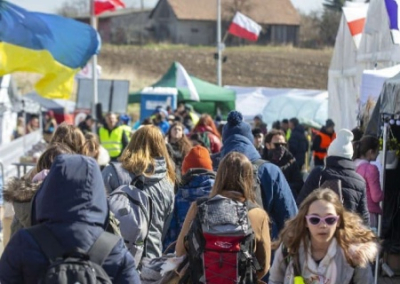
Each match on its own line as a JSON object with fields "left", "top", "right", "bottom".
{"left": 297, "top": 156, "right": 370, "bottom": 226}
{"left": 0, "top": 155, "right": 140, "bottom": 283}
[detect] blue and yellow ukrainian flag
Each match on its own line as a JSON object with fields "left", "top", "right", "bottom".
{"left": 0, "top": 1, "right": 101, "bottom": 99}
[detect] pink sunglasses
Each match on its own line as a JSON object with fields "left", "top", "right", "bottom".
{"left": 305, "top": 215, "right": 340, "bottom": 226}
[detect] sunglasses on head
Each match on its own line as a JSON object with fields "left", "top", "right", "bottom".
{"left": 305, "top": 215, "right": 339, "bottom": 226}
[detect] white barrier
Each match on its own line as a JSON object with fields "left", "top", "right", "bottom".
{"left": 0, "top": 130, "right": 42, "bottom": 180}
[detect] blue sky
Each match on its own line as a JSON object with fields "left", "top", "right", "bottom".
{"left": 12, "top": 0, "right": 324, "bottom": 14}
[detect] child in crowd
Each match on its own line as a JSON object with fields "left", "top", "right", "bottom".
{"left": 3, "top": 143, "right": 73, "bottom": 239}
{"left": 269, "top": 188, "right": 379, "bottom": 284}
{"left": 163, "top": 145, "right": 215, "bottom": 250}
{"left": 353, "top": 136, "right": 383, "bottom": 230}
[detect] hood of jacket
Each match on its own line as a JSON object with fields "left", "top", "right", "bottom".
{"left": 348, "top": 241, "right": 380, "bottom": 268}
{"left": 3, "top": 177, "right": 41, "bottom": 203}
{"left": 179, "top": 169, "right": 215, "bottom": 202}
{"left": 144, "top": 157, "right": 168, "bottom": 185}
{"left": 34, "top": 154, "right": 108, "bottom": 227}
{"left": 326, "top": 156, "right": 355, "bottom": 170}
{"left": 221, "top": 134, "right": 261, "bottom": 162}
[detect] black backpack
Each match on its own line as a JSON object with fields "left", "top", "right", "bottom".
{"left": 27, "top": 225, "right": 120, "bottom": 284}
{"left": 252, "top": 159, "right": 267, "bottom": 208}
{"left": 181, "top": 195, "right": 260, "bottom": 284}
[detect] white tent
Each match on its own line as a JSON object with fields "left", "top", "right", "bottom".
{"left": 357, "top": 0, "right": 400, "bottom": 70}
{"left": 262, "top": 90, "right": 328, "bottom": 129}
{"left": 328, "top": 2, "right": 369, "bottom": 131}
{"left": 227, "top": 86, "right": 328, "bottom": 127}
{"left": 360, "top": 65, "right": 400, "bottom": 106}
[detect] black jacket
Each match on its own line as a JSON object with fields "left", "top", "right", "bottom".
{"left": 262, "top": 148, "right": 304, "bottom": 199}
{"left": 288, "top": 125, "right": 308, "bottom": 169}
{"left": 297, "top": 156, "right": 370, "bottom": 226}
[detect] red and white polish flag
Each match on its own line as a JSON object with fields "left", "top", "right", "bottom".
{"left": 228, "top": 12, "right": 262, "bottom": 42}
{"left": 94, "top": 0, "right": 126, "bottom": 16}
{"left": 342, "top": 3, "right": 369, "bottom": 48}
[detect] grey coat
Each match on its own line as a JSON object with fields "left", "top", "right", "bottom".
{"left": 102, "top": 158, "right": 175, "bottom": 259}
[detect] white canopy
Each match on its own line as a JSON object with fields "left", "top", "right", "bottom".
{"left": 328, "top": 2, "right": 368, "bottom": 131}
{"left": 227, "top": 86, "right": 328, "bottom": 128}
{"left": 360, "top": 64, "right": 400, "bottom": 106}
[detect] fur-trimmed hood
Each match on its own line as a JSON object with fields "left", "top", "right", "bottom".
{"left": 3, "top": 177, "right": 41, "bottom": 203}
{"left": 348, "top": 241, "right": 380, "bottom": 268}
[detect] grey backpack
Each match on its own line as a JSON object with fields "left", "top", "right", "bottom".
{"left": 108, "top": 163, "right": 153, "bottom": 267}
{"left": 27, "top": 225, "right": 119, "bottom": 284}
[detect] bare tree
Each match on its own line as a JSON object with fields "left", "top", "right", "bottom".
{"left": 57, "top": 0, "right": 89, "bottom": 17}
{"left": 222, "top": 0, "right": 252, "bottom": 21}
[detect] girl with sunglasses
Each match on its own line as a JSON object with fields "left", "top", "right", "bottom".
{"left": 269, "top": 188, "right": 379, "bottom": 284}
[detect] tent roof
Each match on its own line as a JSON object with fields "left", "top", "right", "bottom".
{"left": 377, "top": 72, "right": 400, "bottom": 115}
{"left": 24, "top": 92, "right": 64, "bottom": 113}
{"left": 365, "top": 71, "right": 400, "bottom": 135}
{"left": 129, "top": 62, "right": 236, "bottom": 104}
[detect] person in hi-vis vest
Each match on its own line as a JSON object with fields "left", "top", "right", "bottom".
{"left": 311, "top": 119, "right": 336, "bottom": 166}
{"left": 98, "top": 112, "right": 129, "bottom": 161}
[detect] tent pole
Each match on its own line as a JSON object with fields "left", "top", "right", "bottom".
{"left": 91, "top": 0, "right": 98, "bottom": 130}
{"left": 375, "top": 119, "right": 388, "bottom": 284}
{"left": 217, "top": 0, "right": 222, "bottom": 86}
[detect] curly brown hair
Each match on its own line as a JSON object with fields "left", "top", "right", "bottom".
{"left": 49, "top": 123, "right": 85, "bottom": 154}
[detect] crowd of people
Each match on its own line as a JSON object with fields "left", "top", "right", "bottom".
{"left": 0, "top": 106, "right": 384, "bottom": 284}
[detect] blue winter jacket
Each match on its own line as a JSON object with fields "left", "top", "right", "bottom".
{"left": 163, "top": 169, "right": 215, "bottom": 250}
{"left": 0, "top": 155, "right": 140, "bottom": 284}
{"left": 219, "top": 134, "right": 298, "bottom": 238}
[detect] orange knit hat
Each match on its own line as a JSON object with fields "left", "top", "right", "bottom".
{"left": 182, "top": 145, "right": 213, "bottom": 174}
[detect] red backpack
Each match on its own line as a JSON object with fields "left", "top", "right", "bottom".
{"left": 181, "top": 195, "right": 260, "bottom": 284}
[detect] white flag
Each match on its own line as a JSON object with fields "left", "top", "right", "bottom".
{"left": 176, "top": 62, "right": 200, "bottom": 101}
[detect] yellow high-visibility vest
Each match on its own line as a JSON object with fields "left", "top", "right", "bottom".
{"left": 121, "top": 125, "right": 132, "bottom": 141}
{"left": 99, "top": 126, "right": 124, "bottom": 158}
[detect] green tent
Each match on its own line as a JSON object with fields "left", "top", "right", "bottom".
{"left": 129, "top": 62, "right": 236, "bottom": 116}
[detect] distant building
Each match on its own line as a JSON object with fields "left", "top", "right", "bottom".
{"left": 74, "top": 8, "right": 152, "bottom": 45}
{"left": 149, "top": 0, "right": 301, "bottom": 46}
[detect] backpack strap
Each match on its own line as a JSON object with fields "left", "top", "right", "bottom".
{"left": 143, "top": 196, "right": 153, "bottom": 258}
{"left": 87, "top": 231, "right": 120, "bottom": 265}
{"left": 110, "top": 162, "right": 136, "bottom": 186}
{"left": 26, "top": 225, "right": 65, "bottom": 263}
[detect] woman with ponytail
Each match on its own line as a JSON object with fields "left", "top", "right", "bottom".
{"left": 353, "top": 136, "right": 383, "bottom": 230}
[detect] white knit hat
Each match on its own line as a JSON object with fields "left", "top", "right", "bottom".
{"left": 327, "top": 129, "right": 354, "bottom": 159}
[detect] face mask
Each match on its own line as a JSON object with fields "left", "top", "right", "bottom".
{"left": 268, "top": 145, "right": 285, "bottom": 162}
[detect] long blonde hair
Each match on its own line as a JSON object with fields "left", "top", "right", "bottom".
{"left": 210, "top": 152, "right": 255, "bottom": 203}
{"left": 273, "top": 188, "right": 377, "bottom": 266}
{"left": 119, "top": 125, "right": 175, "bottom": 183}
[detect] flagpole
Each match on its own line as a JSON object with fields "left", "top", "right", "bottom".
{"left": 91, "top": 0, "right": 98, "bottom": 125}
{"left": 217, "top": 0, "right": 222, "bottom": 86}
